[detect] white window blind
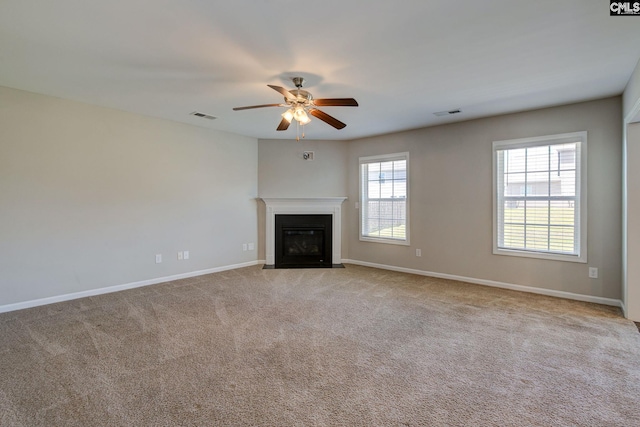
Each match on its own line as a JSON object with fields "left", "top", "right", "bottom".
{"left": 493, "top": 132, "right": 587, "bottom": 263}
{"left": 360, "top": 152, "right": 409, "bottom": 244}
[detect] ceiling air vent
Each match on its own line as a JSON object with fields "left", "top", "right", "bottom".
{"left": 433, "top": 109, "right": 462, "bottom": 117}
{"left": 190, "top": 111, "right": 217, "bottom": 120}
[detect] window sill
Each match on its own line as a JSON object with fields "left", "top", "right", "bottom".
{"left": 360, "top": 236, "right": 410, "bottom": 246}
{"left": 493, "top": 247, "right": 586, "bottom": 263}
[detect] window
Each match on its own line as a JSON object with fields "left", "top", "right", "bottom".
{"left": 493, "top": 132, "right": 587, "bottom": 262}
{"left": 359, "top": 152, "right": 409, "bottom": 244}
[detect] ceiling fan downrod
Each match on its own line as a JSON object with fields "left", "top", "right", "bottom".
{"left": 292, "top": 77, "right": 305, "bottom": 89}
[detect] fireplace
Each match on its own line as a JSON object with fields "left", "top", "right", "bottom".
{"left": 275, "top": 214, "right": 332, "bottom": 268}
{"left": 261, "top": 197, "right": 346, "bottom": 268}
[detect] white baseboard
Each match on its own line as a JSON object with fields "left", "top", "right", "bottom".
{"left": 342, "top": 259, "right": 623, "bottom": 309}
{"left": 2, "top": 259, "right": 622, "bottom": 314}
{"left": 0, "top": 260, "right": 263, "bottom": 314}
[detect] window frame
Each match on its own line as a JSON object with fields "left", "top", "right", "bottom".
{"left": 492, "top": 132, "right": 587, "bottom": 263}
{"left": 359, "top": 152, "right": 410, "bottom": 245}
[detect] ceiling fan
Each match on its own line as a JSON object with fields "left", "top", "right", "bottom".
{"left": 233, "top": 77, "right": 358, "bottom": 135}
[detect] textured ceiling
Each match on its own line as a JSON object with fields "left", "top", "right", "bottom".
{"left": 1, "top": 0, "right": 639, "bottom": 140}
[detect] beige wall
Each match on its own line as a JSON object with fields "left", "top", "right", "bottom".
{"left": 346, "top": 97, "right": 622, "bottom": 300}
{"left": 0, "top": 86, "right": 258, "bottom": 307}
{"left": 1, "top": 86, "right": 625, "bottom": 308}
{"left": 258, "top": 139, "right": 348, "bottom": 198}
{"left": 623, "top": 57, "right": 640, "bottom": 121}
{"left": 257, "top": 138, "right": 348, "bottom": 260}
{"left": 623, "top": 57, "right": 640, "bottom": 320}
{"left": 626, "top": 122, "right": 640, "bottom": 319}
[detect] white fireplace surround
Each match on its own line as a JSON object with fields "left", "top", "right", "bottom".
{"left": 261, "top": 197, "right": 347, "bottom": 266}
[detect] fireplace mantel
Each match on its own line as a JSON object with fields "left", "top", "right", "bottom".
{"left": 261, "top": 197, "right": 347, "bottom": 266}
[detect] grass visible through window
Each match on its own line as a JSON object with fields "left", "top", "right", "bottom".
{"left": 502, "top": 206, "right": 575, "bottom": 253}
{"left": 371, "top": 224, "right": 406, "bottom": 240}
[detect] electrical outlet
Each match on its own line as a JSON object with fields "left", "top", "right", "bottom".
{"left": 184, "top": 250, "right": 189, "bottom": 259}
{"left": 416, "top": 249, "right": 422, "bottom": 257}
{"left": 177, "top": 251, "right": 183, "bottom": 260}
{"left": 588, "top": 267, "right": 598, "bottom": 279}
{"left": 242, "top": 243, "right": 248, "bottom": 251}
{"left": 155, "top": 254, "right": 162, "bottom": 264}
{"left": 248, "top": 243, "right": 254, "bottom": 251}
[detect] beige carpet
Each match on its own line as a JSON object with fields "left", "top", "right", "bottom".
{"left": 1, "top": 265, "right": 639, "bottom": 426}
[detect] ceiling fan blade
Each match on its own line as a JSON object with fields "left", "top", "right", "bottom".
{"left": 267, "top": 85, "right": 297, "bottom": 102}
{"left": 313, "top": 98, "right": 359, "bottom": 107}
{"left": 233, "top": 103, "right": 284, "bottom": 111}
{"left": 276, "top": 118, "right": 291, "bottom": 131}
{"left": 308, "top": 108, "right": 347, "bottom": 130}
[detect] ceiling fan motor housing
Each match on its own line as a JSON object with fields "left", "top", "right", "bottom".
{"left": 287, "top": 89, "right": 312, "bottom": 106}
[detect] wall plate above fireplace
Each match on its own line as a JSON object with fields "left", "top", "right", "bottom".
{"left": 303, "top": 151, "right": 314, "bottom": 160}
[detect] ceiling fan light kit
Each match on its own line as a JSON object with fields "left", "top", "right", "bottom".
{"left": 281, "top": 109, "right": 294, "bottom": 122}
{"left": 233, "top": 77, "right": 358, "bottom": 140}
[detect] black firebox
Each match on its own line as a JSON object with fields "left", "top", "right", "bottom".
{"left": 275, "top": 214, "right": 332, "bottom": 268}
